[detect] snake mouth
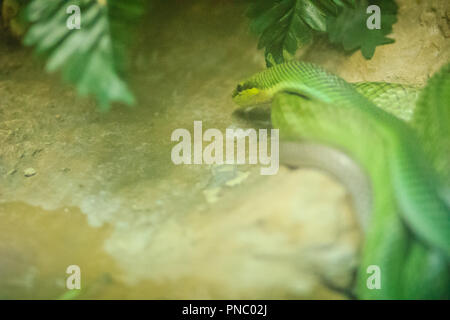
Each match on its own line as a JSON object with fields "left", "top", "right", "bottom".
{"left": 285, "top": 91, "right": 312, "bottom": 100}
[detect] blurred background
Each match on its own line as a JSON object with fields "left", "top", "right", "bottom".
{"left": 0, "top": 0, "right": 449, "bottom": 299}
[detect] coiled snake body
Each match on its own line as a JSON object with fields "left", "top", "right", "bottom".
{"left": 232, "top": 61, "right": 450, "bottom": 299}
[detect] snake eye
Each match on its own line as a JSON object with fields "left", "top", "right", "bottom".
{"left": 233, "top": 81, "right": 258, "bottom": 98}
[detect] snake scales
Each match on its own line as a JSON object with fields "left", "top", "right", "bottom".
{"left": 232, "top": 61, "right": 449, "bottom": 299}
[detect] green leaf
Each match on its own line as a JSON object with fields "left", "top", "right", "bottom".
{"left": 23, "top": 0, "right": 144, "bottom": 110}
{"left": 326, "top": 0, "right": 398, "bottom": 59}
{"left": 248, "top": 0, "right": 331, "bottom": 67}
{"left": 246, "top": 0, "right": 398, "bottom": 64}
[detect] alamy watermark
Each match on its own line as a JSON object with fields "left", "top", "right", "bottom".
{"left": 367, "top": 5, "right": 381, "bottom": 30}
{"left": 66, "top": 264, "right": 81, "bottom": 290}
{"left": 64, "top": 3, "right": 381, "bottom": 31}
{"left": 66, "top": 5, "right": 81, "bottom": 30}
{"left": 171, "top": 121, "right": 279, "bottom": 175}
{"left": 366, "top": 265, "right": 381, "bottom": 290}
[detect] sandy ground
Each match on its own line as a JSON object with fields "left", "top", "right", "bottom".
{"left": 0, "top": 0, "right": 448, "bottom": 299}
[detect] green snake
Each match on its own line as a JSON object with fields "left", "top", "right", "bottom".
{"left": 232, "top": 61, "right": 450, "bottom": 299}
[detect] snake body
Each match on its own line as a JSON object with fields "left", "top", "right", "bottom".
{"left": 232, "top": 61, "right": 450, "bottom": 299}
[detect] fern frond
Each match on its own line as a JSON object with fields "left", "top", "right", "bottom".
{"left": 247, "top": 0, "right": 397, "bottom": 65}
{"left": 248, "top": 0, "right": 330, "bottom": 67}
{"left": 24, "top": 0, "right": 144, "bottom": 110}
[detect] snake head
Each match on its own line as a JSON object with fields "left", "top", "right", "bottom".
{"left": 232, "top": 80, "right": 271, "bottom": 107}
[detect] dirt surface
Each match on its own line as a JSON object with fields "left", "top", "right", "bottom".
{"left": 0, "top": 0, "right": 448, "bottom": 299}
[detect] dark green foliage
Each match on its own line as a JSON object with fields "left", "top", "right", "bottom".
{"left": 21, "top": 1, "right": 399, "bottom": 108}
{"left": 24, "top": 0, "right": 144, "bottom": 110}
{"left": 247, "top": 0, "right": 397, "bottom": 66}
{"left": 327, "top": 0, "right": 398, "bottom": 59}
{"left": 247, "top": 0, "right": 327, "bottom": 67}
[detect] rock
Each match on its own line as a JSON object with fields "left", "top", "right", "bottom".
{"left": 203, "top": 165, "right": 251, "bottom": 203}
{"left": 23, "top": 168, "right": 36, "bottom": 177}
{"left": 225, "top": 171, "right": 250, "bottom": 187}
{"left": 106, "top": 168, "right": 360, "bottom": 299}
{"left": 203, "top": 187, "right": 221, "bottom": 204}
{"left": 32, "top": 148, "right": 43, "bottom": 157}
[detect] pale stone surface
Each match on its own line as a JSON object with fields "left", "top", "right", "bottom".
{"left": 103, "top": 168, "right": 360, "bottom": 299}
{"left": 301, "top": 0, "right": 450, "bottom": 84}
{"left": 23, "top": 167, "right": 36, "bottom": 177}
